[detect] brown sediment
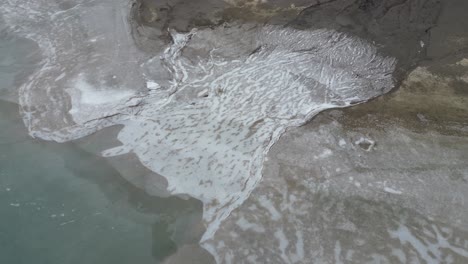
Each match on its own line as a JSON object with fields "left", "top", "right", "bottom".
{"left": 134, "top": 0, "right": 308, "bottom": 30}
{"left": 337, "top": 64, "right": 468, "bottom": 136}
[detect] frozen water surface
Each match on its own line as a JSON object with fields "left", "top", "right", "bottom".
{"left": 1, "top": 0, "right": 395, "bottom": 243}
{"left": 3, "top": 0, "right": 467, "bottom": 263}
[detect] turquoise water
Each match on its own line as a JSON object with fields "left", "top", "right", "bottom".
{"left": 0, "top": 31, "right": 207, "bottom": 264}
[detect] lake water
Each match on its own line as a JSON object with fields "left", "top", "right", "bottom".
{"left": 0, "top": 30, "right": 208, "bottom": 264}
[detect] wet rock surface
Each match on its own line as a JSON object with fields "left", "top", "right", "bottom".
{"left": 291, "top": 0, "right": 441, "bottom": 68}
{"left": 132, "top": 0, "right": 441, "bottom": 74}
{"left": 209, "top": 101, "right": 468, "bottom": 263}
{"left": 206, "top": 0, "right": 468, "bottom": 262}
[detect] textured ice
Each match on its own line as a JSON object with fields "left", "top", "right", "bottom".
{"left": 1, "top": 0, "right": 396, "bottom": 244}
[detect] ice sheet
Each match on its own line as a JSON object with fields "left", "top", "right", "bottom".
{"left": 1, "top": 0, "right": 396, "bottom": 249}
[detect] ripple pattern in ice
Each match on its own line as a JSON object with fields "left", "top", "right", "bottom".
{"left": 1, "top": 0, "right": 395, "bottom": 242}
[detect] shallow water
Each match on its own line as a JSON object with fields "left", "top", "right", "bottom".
{"left": 0, "top": 100, "right": 210, "bottom": 264}
{"left": 0, "top": 34, "right": 208, "bottom": 264}
{"left": 0, "top": 29, "right": 40, "bottom": 102}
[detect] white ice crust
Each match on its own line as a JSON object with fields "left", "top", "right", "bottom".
{"left": 1, "top": 0, "right": 395, "bottom": 248}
